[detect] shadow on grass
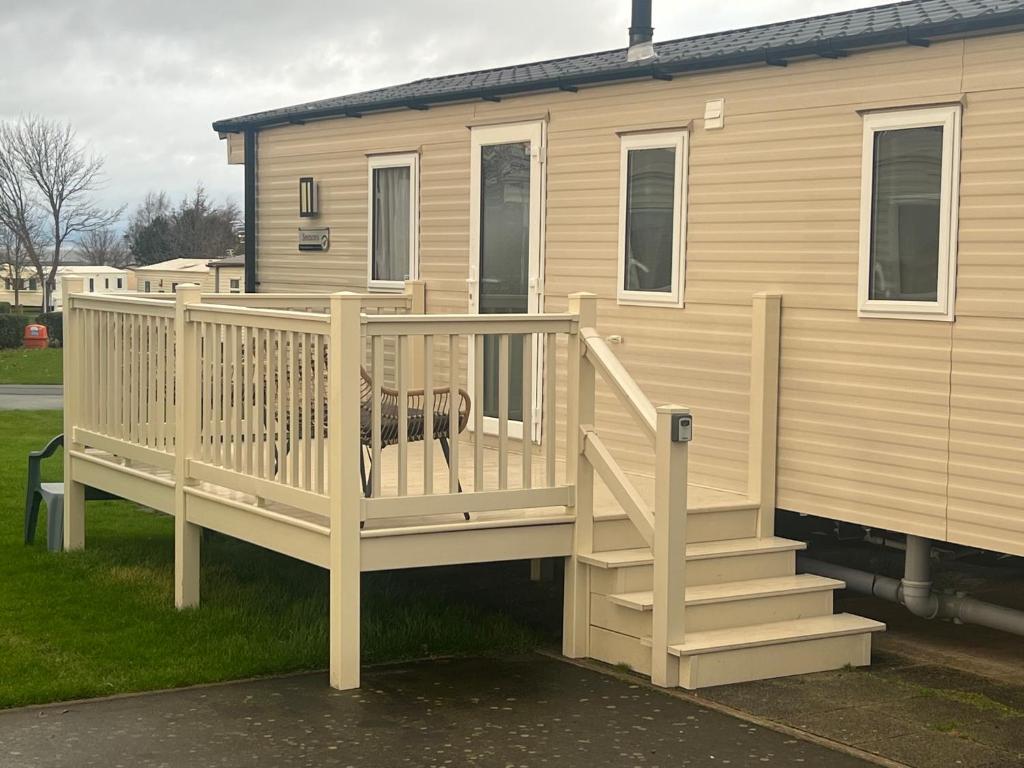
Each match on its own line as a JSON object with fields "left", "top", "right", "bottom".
{"left": 1, "top": 411, "right": 560, "bottom": 709}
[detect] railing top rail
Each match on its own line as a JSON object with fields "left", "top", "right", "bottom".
{"left": 187, "top": 302, "right": 330, "bottom": 329}
{"left": 363, "top": 312, "right": 578, "bottom": 337}
{"left": 69, "top": 293, "right": 177, "bottom": 316}
{"left": 580, "top": 327, "right": 657, "bottom": 444}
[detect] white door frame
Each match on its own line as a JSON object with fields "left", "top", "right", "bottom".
{"left": 467, "top": 120, "right": 546, "bottom": 442}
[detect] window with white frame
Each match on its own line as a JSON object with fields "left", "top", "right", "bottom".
{"left": 229, "top": 278, "right": 240, "bottom": 293}
{"left": 367, "top": 153, "right": 418, "bottom": 290}
{"left": 617, "top": 130, "right": 687, "bottom": 305}
{"left": 859, "top": 105, "right": 961, "bottom": 320}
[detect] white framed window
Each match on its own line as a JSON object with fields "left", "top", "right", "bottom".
{"left": 143, "top": 280, "right": 151, "bottom": 293}
{"left": 617, "top": 130, "right": 688, "bottom": 306}
{"left": 229, "top": 278, "right": 240, "bottom": 293}
{"left": 367, "top": 152, "right": 419, "bottom": 291}
{"left": 858, "top": 105, "right": 961, "bottom": 321}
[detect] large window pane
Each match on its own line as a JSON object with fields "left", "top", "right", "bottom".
{"left": 869, "top": 126, "right": 942, "bottom": 302}
{"left": 372, "top": 165, "right": 411, "bottom": 282}
{"left": 624, "top": 147, "right": 675, "bottom": 293}
{"left": 480, "top": 141, "right": 531, "bottom": 422}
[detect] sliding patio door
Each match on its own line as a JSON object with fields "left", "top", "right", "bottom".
{"left": 468, "top": 121, "right": 545, "bottom": 441}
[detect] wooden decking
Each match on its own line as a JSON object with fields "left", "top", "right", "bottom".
{"left": 76, "top": 436, "right": 750, "bottom": 540}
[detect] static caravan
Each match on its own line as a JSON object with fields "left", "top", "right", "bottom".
{"left": 64, "top": 0, "right": 1020, "bottom": 688}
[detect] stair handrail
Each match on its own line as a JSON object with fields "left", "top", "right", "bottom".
{"left": 564, "top": 292, "right": 690, "bottom": 689}
{"left": 578, "top": 328, "right": 657, "bottom": 445}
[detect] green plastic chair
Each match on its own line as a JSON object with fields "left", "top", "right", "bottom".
{"left": 24, "top": 434, "right": 116, "bottom": 552}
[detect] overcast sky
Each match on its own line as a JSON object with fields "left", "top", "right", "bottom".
{"left": 0, "top": 0, "right": 879, "bottom": 217}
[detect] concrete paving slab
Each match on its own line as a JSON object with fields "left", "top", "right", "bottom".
{"left": 0, "top": 656, "right": 876, "bottom": 768}
{"left": 0, "top": 385, "right": 63, "bottom": 410}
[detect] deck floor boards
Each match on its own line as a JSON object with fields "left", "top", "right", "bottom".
{"left": 82, "top": 437, "right": 750, "bottom": 539}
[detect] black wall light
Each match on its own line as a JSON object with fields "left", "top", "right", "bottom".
{"left": 299, "top": 177, "right": 319, "bottom": 217}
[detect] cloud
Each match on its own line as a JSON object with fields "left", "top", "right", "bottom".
{"left": 0, "top": 0, "right": 877, "bottom": 217}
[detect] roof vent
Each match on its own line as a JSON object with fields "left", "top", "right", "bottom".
{"left": 627, "top": 0, "right": 656, "bottom": 62}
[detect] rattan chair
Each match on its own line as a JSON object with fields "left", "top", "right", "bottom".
{"left": 358, "top": 367, "right": 471, "bottom": 502}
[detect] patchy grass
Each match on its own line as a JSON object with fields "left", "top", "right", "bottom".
{"left": 917, "top": 687, "right": 1023, "bottom": 718}
{"left": 0, "top": 347, "right": 62, "bottom": 384}
{"left": 0, "top": 410, "right": 547, "bottom": 709}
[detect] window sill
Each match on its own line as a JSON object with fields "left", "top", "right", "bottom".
{"left": 367, "top": 281, "right": 407, "bottom": 294}
{"left": 857, "top": 303, "right": 953, "bottom": 322}
{"left": 616, "top": 292, "right": 684, "bottom": 309}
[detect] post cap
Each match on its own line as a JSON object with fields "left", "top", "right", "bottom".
{"left": 657, "top": 404, "right": 690, "bottom": 415}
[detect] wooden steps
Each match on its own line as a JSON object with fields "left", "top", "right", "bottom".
{"left": 580, "top": 515, "right": 884, "bottom": 688}
{"left": 592, "top": 574, "right": 843, "bottom": 639}
{"left": 582, "top": 536, "right": 806, "bottom": 593}
{"left": 668, "top": 614, "right": 885, "bottom": 689}
{"left": 607, "top": 573, "right": 844, "bottom": 611}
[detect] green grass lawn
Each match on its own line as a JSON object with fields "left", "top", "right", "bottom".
{"left": 0, "top": 410, "right": 551, "bottom": 709}
{"left": 0, "top": 348, "right": 62, "bottom": 384}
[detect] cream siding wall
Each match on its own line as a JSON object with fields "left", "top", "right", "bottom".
{"left": 245, "top": 31, "right": 1024, "bottom": 554}
{"left": 136, "top": 268, "right": 214, "bottom": 293}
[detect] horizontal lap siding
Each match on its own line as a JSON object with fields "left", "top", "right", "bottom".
{"left": 947, "top": 39, "right": 1024, "bottom": 554}
{"left": 247, "top": 30, "right": 1024, "bottom": 551}
{"left": 948, "top": 318, "right": 1024, "bottom": 551}
{"left": 776, "top": 309, "right": 952, "bottom": 538}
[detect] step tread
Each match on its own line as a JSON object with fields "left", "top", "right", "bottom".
{"left": 579, "top": 536, "right": 806, "bottom": 569}
{"left": 608, "top": 574, "right": 845, "bottom": 612}
{"left": 667, "top": 613, "right": 886, "bottom": 657}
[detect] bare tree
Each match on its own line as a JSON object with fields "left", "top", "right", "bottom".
{"left": 0, "top": 225, "right": 30, "bottom": 309}
{"left": 0, "top": 116, "right": 123, "bottom": 310}
{"left": 77, "top": 227, "right": 130, "bottom": 267}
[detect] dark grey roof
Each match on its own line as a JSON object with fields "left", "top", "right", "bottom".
{"left": 213, "top": 0, "right": 1024, "bottom": 132}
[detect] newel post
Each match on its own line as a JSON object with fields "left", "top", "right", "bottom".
{"left": 652, "top": 405, "right": 690, "bottom": 687}
{"left": 61, "top": 276, "right": 86, "bottom": 551}
{"left": 405, "top": 280, "right": 426, "bottom": 389}
{"left": 748, "top": 293, "right": 782, "bottom": 538}
{"left": 174, "top": 284, "right": 203, "bottom": 608}
{"left": 328, "top": 292, "right": 364, "bottom": 690}
{"left": 562, "top": 292, "right": 597, "bottom": 658}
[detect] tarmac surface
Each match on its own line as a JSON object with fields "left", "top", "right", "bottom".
{"left": 0, "top": 655, "right": 874, "bottom": 768}
{"left": 0, "top": 385, "right": 63, "bottom": 410}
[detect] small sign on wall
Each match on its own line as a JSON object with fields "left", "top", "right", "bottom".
{"left": 298, "top": 227, "right": 330, "bottom": 252}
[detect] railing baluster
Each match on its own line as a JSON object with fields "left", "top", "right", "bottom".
{"left": 276, "top": 331, "right": 284, "bottom": 481}
{"left": 144, "top": 316, "right": 153, "bottom": 447}
{"left": 298, "top": 332, "right": 308, "bottom": 491}
{"left": 422, "top": 334, "right": 433, "bottom": 495}
{"left": 288, "top": 330, "right": 299, "bottom": 485}
{"left": 99, "top": 311, "right": 107, "bottom": 433}
{"left": 200, "top": 322, "right": 209, "bottom": 462}
{"left": 213, "top": 322, "right": 224, "bottom": 468}
{"left": 545, "top": 332, "right": 557, "bottom": 487}
{"left": 397, "top": 334, "right": 408, "bottom": 496}
{"left": 448, "top": 334, "right": 460, "bottom": 494}
{"left": 119, "top": 312, "right": 127, "bottom": 441}
{"left": 155, "top": 317, "right": 164, "bottom": 449}
{"left": 521, "top": 333, "right": 533, "bottom": 489}
{"left": 498, "top": 333, "right": 509, "bottom": 491}
{"left": 250, "top": 325, "right": 260, "bottom": 481}
{"left": 473, "top": 333, "right": 484, "bottom": 492}
{"left": 313, "top": 331, "right": 323, "bottom": 494}
{"left": 129, "top": 314, "right": 139, "bottom": 446}
{"left": 371, "top": 335, "right": 383, "bottom": 498}
{"left": 266, "top": 329, "right": 278, "bottom": 481}
{"left": 232, "top": 324, "right": 243, "bottom": 472}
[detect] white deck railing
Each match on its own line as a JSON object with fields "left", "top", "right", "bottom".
{"left": 63, "top": 278, "right": 754, "bottom": 692}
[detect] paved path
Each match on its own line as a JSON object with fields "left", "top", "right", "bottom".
{"left": 0, "top": 656, "right": 872, "bottom": 767}
{"left": 0, "top": 385, "right": 62, "bottom": 410}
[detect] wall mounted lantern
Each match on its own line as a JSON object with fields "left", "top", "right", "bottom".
{"left": 299, "top": 176, "right": 319, "bottom": 217}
